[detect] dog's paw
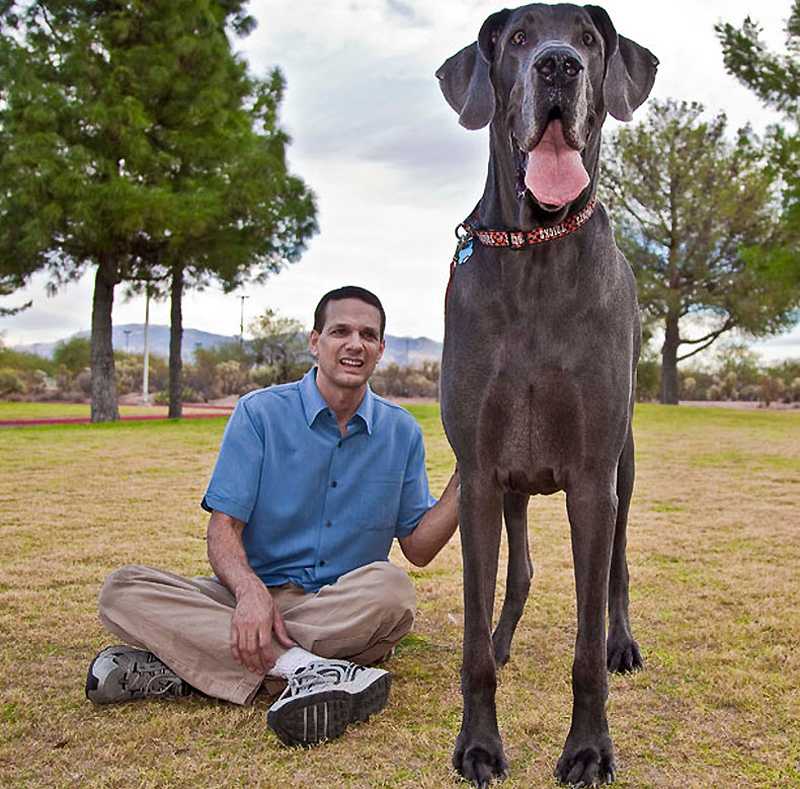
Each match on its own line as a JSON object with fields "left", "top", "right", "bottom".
{"left": 554, "top": 736, "right": 615, "bottom": 786}
{"left": 606, "top": 635, "right": 643, "bottom": 674}
{"left": 453, "top": 734, "right": 508, "bottom": 787}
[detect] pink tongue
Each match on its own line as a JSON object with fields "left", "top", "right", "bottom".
{"left": 524, "top": 120, "right": 589, "bottom": 207}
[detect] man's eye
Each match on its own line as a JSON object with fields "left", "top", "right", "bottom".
{"left": 511, "top": 30, "right": 527, "bottom": 46}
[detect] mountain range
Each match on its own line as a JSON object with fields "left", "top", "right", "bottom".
{"left": 13, "top": 324, "right": 443, "bottom": 366}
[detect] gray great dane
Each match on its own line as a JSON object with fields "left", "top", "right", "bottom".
{"left": 436, "top": 4, "right": 657, "bottom": 786}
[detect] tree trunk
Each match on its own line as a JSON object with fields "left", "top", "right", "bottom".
{"left": 90, "top": 257, "right": 120, "bottom": 423}
{"left": 660, "top": 312, "right": 680, "bottom": 405}
{"left": 168, "top": 262, "right": 184, "bottom": 419}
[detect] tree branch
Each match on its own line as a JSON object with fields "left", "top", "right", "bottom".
{"left": 677, "top": 322, "right": 735, "bottom": 361}
{"left": 680, "top": 318, "right": 734, "bottom": 345}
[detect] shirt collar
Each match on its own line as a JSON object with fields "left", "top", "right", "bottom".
{"left": 299, "top": 367, "right": 374, "bottom": 435}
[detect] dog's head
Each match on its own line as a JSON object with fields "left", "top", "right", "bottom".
{"left": 437, "top": 4, "right": 658, "bottom": 213}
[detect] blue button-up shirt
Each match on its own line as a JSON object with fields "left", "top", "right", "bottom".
{"left": 201, "top": 368, "right": 436, "bottom": 592}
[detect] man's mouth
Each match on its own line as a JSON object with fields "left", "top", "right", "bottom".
{"left": 339, "top": 358, "right": 364, "bottom": 369}
{"left": 513, "top": 116, "right": 589, "bottom": 211}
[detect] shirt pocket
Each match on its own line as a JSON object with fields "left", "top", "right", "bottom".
{"left": 360, "top": 476, "right": 403, "bottom": 531}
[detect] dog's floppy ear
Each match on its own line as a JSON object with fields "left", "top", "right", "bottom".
{"left": 584, "top": 5, "right": 658, "bottom": 122}
{"left": 436, "top": 9, "right": 511, "bottom": 130}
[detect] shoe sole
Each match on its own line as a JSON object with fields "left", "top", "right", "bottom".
{"left": 267, "top": 673, "right": 391, "bottom": 747}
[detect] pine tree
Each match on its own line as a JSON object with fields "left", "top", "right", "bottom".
{"left": 601, "top": 99, "right": 798, "bottom": 404}
{"left": 716, "top": 1, "right": 800, "bottom": 290}
{"left": 0, "top": 1, "right": 316, "bottom": 420}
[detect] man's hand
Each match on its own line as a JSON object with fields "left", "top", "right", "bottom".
{"left": 230, "top": 579, "right": 295, "bottom": 674}
{"left": 206, "top": 510, "right": 296, "bottom": 674}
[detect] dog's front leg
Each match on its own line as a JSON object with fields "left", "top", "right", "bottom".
{"left": 556, "top": 476, "right": 618, "bottom": 786}
{"left": 453, "top": 474, "right": 507, "bottom": 787}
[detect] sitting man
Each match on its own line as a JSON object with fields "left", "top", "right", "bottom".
{"left": 86, "top": 285, "right": 459, "bottom": 747}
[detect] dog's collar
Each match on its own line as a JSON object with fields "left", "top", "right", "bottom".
{"left": 456, "top": 196, "right": 597, "bottom": 251}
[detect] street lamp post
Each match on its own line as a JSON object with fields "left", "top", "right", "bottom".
{"left": 239, "top": 295, "right": 250, "bottom": 348}
{"left": 142, "top": 288, "right": 151, "bottom": 405}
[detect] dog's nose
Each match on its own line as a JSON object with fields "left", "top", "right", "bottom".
{"left": 533, "top": 45, "right": 583, "bottom": 86}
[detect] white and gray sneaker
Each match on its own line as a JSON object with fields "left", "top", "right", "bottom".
{"left": 267, "top": 660, "right": 391, "bottom": 746}
{"left": 85, "top": 645, "right": 190, "bottom": 704}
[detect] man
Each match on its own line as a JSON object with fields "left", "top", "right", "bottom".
{"left": 86, "top": 286, "right": 460, "bottom": 747}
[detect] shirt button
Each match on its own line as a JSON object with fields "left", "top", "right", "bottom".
{"left": 337, "top": 440, "right": 342, "bottom": 448}
{"left": 325, "top": 521, "right": 332, "bottom": 528}
{"left": 331, "top": 480, "right": 337, "bottom": 488}
{"left": 320, "top": 559, "right": 326, "bottom": 566}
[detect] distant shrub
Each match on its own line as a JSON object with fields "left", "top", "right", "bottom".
{"left": 636, "top": 358, "right": 660, "bottom": 401}
{"left": 153, "top": 386, "right": 203, "bottom": 405}
{"left": 53, "top": 337, "right": 91, "bottom": 374}
{"left": 0, "top": 368, "right": 25, "bottom": 397}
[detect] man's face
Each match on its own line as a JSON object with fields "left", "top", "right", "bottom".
{"left": 309, "top": 298, "right": 385, "bottom": 393}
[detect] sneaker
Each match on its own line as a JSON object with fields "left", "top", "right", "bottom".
{"left": 85, "top": 645, "right": 189, "bottom": 704}
{"left": 267, "top": 660, "right": 391, "bottom": 746}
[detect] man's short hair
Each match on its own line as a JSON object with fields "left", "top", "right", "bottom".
{"left": 313, "top": 286, "right": 386, "bottom": 340}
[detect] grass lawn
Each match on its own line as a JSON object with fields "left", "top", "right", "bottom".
{"left": 0, "top": 404, "right": 798, "bottom": 787}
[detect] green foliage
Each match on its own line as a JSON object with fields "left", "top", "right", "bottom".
{"left": 716, "top": 2, "right": 800, "bottom": 287}
{"left": 0, "top": 343, "right": 55, "bottom": 375}
{"left": 52, "top": 336, "right": 91, "bottom": 375}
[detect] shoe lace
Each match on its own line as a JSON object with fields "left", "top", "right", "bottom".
{"left": 284, "top": 662, "right": 365, "bottom": 699}
{"left": 122, "top": 653, "right": 184, "bottom": 697}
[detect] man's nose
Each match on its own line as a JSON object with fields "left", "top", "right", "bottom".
{"left": 344, "top": 332, "right": 364, "bottom": 349}
{"left": 533, "top": 44, "right": 584, "bottom": 88}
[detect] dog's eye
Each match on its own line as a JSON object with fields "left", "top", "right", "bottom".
{"left": 582, "top": 31, "right": 595, "bottom": 46}
{"left": 511, "top": 30, "right": 527, "bottom": 46}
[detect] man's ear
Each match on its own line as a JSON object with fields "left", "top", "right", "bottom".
{"left": 435, "top": 9, "right": 511, "bottom": 130}
{"left": 584, "top": 5, "right": 659, "bottom": 122}
{"left": 309, "top": 330, "right": 319, "bottom": 358}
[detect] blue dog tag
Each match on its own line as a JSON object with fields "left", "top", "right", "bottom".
{"left": 456, "top": 238, "right": 474, "bottom": 266}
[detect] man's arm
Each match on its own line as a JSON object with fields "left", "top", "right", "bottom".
{"left": 207, "top": 510, "right": 294, "bottom": 674}
{"left": 398, "top": 469, "right": 460, "bottom": 567}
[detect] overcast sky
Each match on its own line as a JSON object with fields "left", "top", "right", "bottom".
{"left": 2, "top": 0, "right": 798, "bottom": 361}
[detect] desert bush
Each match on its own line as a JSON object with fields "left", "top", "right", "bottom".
{"left": 0, "top": 346, "right": 56, "bottom": 375}
{"left": 75, "top": 369, "right": 92, "bottom": 397}
{"left": 215, "top": 360, "right": 249, "bottom": 396}
{"left": 371, "top": 363, "right": 440, "bottom": 398}
{"left": 0, "top": 368, "right": 25, "bottom": 397}
{"left": 154, "top": 386, "right": 203, "bottom": 405}
{"left": 250, "top": 365, "right": 279, "bottom": 389}
{"left": 760, "top": 376, "right": 786, "bottom": 407}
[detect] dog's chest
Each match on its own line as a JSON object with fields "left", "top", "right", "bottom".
{"left": 441, "top": 241, "right": 635, "bottom": 480}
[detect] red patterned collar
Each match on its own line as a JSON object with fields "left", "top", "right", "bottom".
{"left": 458, "top": 196, "right": 597, "bottom": 250}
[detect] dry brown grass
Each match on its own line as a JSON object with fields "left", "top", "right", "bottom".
{"left": 1, "top": 404, "right": 798, "bottom": 787}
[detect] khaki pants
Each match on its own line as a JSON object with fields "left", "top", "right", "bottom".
{"left": 98, "top": 561, "right": 416, "bottom": 705}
